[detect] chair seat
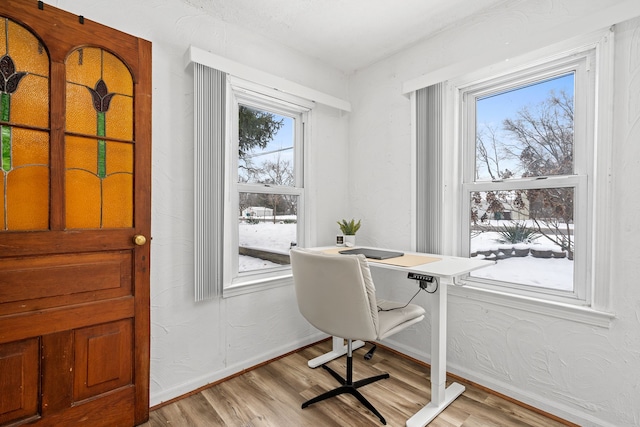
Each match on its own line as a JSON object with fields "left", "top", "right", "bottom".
{"left": 376, "top": 300, "right": 425, "bottom": 340}
{"left": 290, "top": 249, "right": 427, "bottom": 425}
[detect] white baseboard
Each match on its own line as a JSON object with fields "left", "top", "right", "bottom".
{"left": 446, "top": 362, "right": 616, "bottom": 427}
{"left": 150, "top": 333, "right": 326, "bottom": 407}
{"left": 379, "top": 338, "right": 613, "bottom": 427}
{"left": 151, "top": 334, "right": 614, "bottom": 427}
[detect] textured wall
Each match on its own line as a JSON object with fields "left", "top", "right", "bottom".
{"left": 51, "top": 0, "right": 350, "bottom": 406}
{"left": 44, "top": 1, "right": 640, "bottom": 424}
{"left": 349, "top": 2, "right": 640, "bottom": 426}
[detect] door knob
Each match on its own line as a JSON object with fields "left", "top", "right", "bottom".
{"left": 133, "top": 234, "right": 147, "bottom": 246}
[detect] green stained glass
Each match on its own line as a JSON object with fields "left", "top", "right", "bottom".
{"left": 1, "top": 93, "right": 10, "bottom": 172}
{"left": 97, "top": 111, "right": 106, "bottom": 178}
{"left": 1, "top": 125, "right": 10, "bottom": 171}
{"left": 0, "top": 92, "right": 9, "bottom": 121}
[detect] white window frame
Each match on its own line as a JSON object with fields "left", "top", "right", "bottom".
{"left": 460, "top": 55, "right": 591, "bottom": 304}
{"left": 437, "top": 30, "right": 616, "bottom": 326}
{"left": 223, "top": 77, "right": 312, "bottom": 296}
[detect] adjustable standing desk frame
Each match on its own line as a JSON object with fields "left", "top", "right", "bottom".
{"left": 306, "top": 247, "right": 493, "bottom": 427}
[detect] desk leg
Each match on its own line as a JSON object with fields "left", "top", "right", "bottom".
{"left": 307, "top": 336, "right": 365, "bottom": 368}
{"left": 406, "top": 279, "right": 465, "bottom": 427}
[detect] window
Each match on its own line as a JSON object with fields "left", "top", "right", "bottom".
{"left": 460, "top": 60, "right": 591, "bottom": 304}
{"left": 189, "top": 47, "right": 350, "bottom": 300}
{"left": 416, "top": 31, "right": 615, "bottom": 317}
{"left": 225, "top": 80, "right": 310, "bottom": 290}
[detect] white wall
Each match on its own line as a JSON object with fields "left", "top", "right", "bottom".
{"left": 348, "top": 1, "right": 640, "bottom": 426}
{"left": 51, "top": 0, "right": 350, "bottom": 406}
{"left": 45, "top": 0, "right": 640, "bottom": 425}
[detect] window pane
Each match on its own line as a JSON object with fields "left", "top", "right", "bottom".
{"left": 238, "top": 105, "right": 295, "bottom": 186}
{"left": 469, "top": 187, "right": 574, "bottom": 292}
{"left": 238, "top": 192, "right": 297, "bottom": 273}
{"left": 1, "top": 19, "right": 51, "bottom": 231}
{"left": 475, "top": 73, "right": 574, "bottom": 181}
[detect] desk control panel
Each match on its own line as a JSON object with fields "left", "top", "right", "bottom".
{"left": 407, "top": 272, "right": 434, "bottom": 282}
{"left": 408, "top": 272, "right": 438, "bottom": 292}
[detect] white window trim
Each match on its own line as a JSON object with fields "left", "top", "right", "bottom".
{"left": 188, "top": 47, "right": 347, "bottom": 299}
{"left": 428, "top": 29, "right": 616, "bottom": 326}
{"left": 458, "top": 49, "right": 592, "bottom": 305}
{"left": 223, "top": 77, "right": 311, "bottom": 297}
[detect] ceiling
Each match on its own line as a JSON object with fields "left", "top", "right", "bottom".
{"left": 182, "top": 0, "right": 509, "bottom": 73}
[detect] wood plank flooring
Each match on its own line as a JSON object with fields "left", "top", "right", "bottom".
{"left": 141, "top": 340, "right": 574, "bottom": 427}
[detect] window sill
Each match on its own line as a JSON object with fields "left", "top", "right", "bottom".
{"left": 448, "top": 283, "right": 615, "bottom": 328}
{"left": 223, "top": 272, "right": 293, "bottom": 298}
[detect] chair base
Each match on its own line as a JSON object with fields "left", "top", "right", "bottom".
{"left": 302, "top": 363, "right": 390, "bottom": 425}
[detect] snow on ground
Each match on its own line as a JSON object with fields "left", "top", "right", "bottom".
{"left": 239, "top": 221, "right": 296, "bottom": 251}
{"left": 239, "top": 221, "right": 296, "bottom": 271}
{"left": 237, "top": 222, "right": 574, "bottom": 292}
{"left": 470, "top": 231, "right": 573, "bottom": 291}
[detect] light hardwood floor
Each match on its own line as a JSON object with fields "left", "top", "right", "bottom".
{"left": 142, "top": 340, "right": 575, "bottom": 427}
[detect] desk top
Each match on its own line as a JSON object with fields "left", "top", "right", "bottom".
{"left": 313, "top": 246, "right": 494, "bottom": 280}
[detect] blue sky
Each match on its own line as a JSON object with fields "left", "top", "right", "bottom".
{"left": 246, "top": 73, "right": 575, "bottom": 179}
{"left": 477, "top": 73, "right": 574, "bottom": 128}
{"left": 475, "top": 72, "right": 575, "bottom": 179}
{"left": 244, "top": 112, "right": 295, "bottom": 166}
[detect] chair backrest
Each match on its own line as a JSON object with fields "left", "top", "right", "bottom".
{"left": 290, "top": 248, "right": 379, "bottom": 341}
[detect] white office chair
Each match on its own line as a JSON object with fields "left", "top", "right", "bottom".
{"left": 290, "top": 248, "right": 426, "bottom": 425}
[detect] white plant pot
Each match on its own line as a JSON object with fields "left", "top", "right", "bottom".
{"left": 344, "top": 235, "right": 356, "bottom": 247}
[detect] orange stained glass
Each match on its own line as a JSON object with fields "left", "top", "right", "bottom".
{"left": 66, "top": 85, "right": 133, "bottom": 140}
{"left": 65, "top": 167, "right": 102, "bottom": 228}
{"left": 10, "top": 73, "right": 49, "bottom": 128}
{"left": 105, "top": 94, "right": 133, "bottom": 140}
{"left": 102, "top": 173, "right": 133, "bottom": 228}
{"left": 10, "top": 127, "right": 48, "bottom": 167}
{"left": 6, "top": 166, "right": 49, "bottom": 229}
{"left": 65, "top": 47, "right": 102, "bottom": 89}
{"left": 66, "top": 47, "right": 133, "bottom": 140}
{"left": 0, "top": 18, "right": 51, "bottom": 231}
{"left": 66, "top": 82, "right": 98, "bottom": 135}
{"left": 106, "top": 140, "right": 133, "bottom": 175}
{"left": 3, "top": 129, "right": 49, "bottom": 231}
{"left": 2, "top": 19, "right": 49, "bottom": 77}
{"left": 1, "top": 18, "right": 50, "bottom": 128}
{"left": 64, "top": 46, "right": 134, "bottom": 229}
{"left": 65, "top": 136, "right": 133, "bottom": 229}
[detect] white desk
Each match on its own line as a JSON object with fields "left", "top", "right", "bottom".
{"left": 306, "top": 247, "right": 493, "bottom": 427}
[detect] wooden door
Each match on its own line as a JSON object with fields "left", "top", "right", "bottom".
{"left": 0, "top": 1, "right": 151, "bottom": 426}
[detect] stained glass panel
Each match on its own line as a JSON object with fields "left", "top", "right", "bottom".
{"left": 66, "top": 47, "right": 102, "bottom": 89}
{"left": 102, "top": 173, "right": 133, "bottom": 228}
{"left": 0, "top": 18, "right": 50, "bottom": 231}
{"left": 105, "top": 94, "right": 133, "bottom": 140}
{"left": 66, "top": 166, "right": 102, "bottom": 228}
{"left": 10, "top": 72, "right": 48, "bottom": 128}
{"left": 65, "top": 136, "right": 133, "bottom": 229}
{"left": 101, "top": 50, "right": 133, "bottom": 96}
{"left": 7, "top": 166, "right": 48, "bottom": 229}
{"left": 65, "top": 83, "right": 95, "bottom": 136}
{"left": 4, "top": 19, "right": 49, "bottom": 77}
{"left": 65, "top": 47, "right": 134, "bottom": 229}
{"left": 66, "top": 47, "right": 133, "bottom": 140}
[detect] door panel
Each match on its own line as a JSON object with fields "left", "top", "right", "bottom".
{"left": 0, "top": 251, "right": 132, "bottom": 308}
{"left": 0, "top": 2, "right": 151, "bottom": 426}
{"left": 0, "top": 339, "right": 39, "bottom": 425}
{"left": 74, "top": 320, "right": 133, "bottom": 402}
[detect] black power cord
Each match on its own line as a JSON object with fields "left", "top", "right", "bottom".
{"left": 364, "top": 344, "right": 377, "bottom": 360}
{"left": 377, "top": 288, "right": 422, "bottom": 312}
{"left": 376, "top": 278, "right": 438, "bottom": 312}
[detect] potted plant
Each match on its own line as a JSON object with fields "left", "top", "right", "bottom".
{"left": 337, "top": 218, "right": 361, "bottom": 247}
